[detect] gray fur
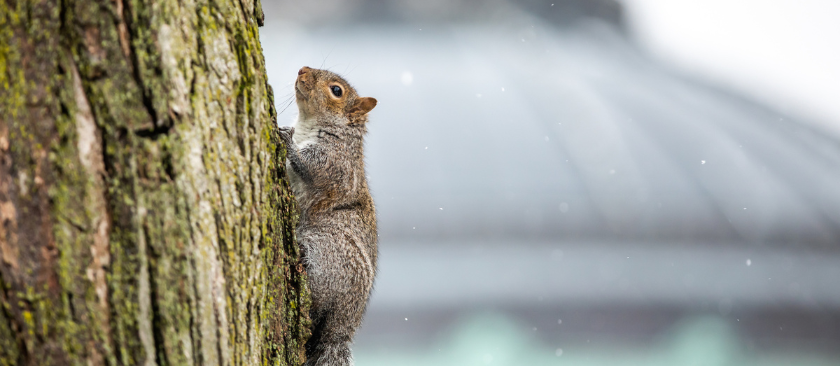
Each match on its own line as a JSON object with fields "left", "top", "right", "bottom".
{"left": 278, "top": 66, "right": 378, "bottom": 366}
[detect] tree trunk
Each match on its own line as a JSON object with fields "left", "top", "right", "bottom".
{"left": 0, "top": 0, "right": 310, "bottom": 365}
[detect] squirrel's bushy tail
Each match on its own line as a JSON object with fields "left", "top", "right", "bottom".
{"left": 305, "top": 340, "right": 353, "bottom": 366}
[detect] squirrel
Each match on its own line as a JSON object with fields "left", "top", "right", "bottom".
{"left": 277, "top": 66, "right": 378, "bottom": 366}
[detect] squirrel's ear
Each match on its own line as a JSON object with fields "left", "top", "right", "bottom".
{"left": 348, "top": 97, "right": 377, "bottom": 121}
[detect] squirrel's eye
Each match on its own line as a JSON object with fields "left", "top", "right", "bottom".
{"left": 330, "top": 85, "right": 343, "bottom": 97}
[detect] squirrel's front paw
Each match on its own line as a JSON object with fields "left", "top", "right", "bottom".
{"left": 278, "top": 126, "right": 295, "bottom": 145}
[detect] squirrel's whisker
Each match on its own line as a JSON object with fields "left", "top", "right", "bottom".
{"left": 278, "top": 96, "right": 296, "bottom": 115}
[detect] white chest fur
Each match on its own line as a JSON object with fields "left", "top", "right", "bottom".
{"left": 286, "top": 116, "right": 318, "bottom": 201}
{"left": 291, "top": 116, "right": 319, "bottom": 148}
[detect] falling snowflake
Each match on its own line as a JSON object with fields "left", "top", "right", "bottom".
{"left": 401, "top": 71, "right": 413, "bottom": 86}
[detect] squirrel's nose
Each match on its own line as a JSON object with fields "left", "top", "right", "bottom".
{"left": 298, "top": 66, "right": 311, "bottom": 76}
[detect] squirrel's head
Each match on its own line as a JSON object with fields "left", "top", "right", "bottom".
{"left": 295, "top": 66, "right": 377, "bottom": 125}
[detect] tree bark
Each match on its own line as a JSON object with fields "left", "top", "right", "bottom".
{"left": 0, "top": 0, "right": 310, "bottom": 365}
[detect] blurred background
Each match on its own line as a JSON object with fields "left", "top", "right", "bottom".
{"left": 259, "top": 1, "right": 840, "bottom": 365}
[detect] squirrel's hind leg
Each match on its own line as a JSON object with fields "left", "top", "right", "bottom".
{"left": 305, "top": 315, "right": 353, "bottom": 366}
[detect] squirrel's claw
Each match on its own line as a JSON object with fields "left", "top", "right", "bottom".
{"left": 278, "top": 126, "right": 295, "bottom": 135}
{"left": 278, "top": 126, "right": 295, "bottom": 145}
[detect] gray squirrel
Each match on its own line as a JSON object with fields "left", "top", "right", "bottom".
{"left": 277, "top": 66, "right": 378, "bottom": 366}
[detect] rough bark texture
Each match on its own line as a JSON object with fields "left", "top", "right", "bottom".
{"left": 0, "top": 0, "right": 310, "bottom": 365}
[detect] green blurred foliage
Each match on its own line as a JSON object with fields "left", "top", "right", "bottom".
{"left": 356, "top": 313, "right": 839, "bottom": 366}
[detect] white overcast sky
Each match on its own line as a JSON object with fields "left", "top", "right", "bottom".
{"left": 620, "top": 0, "right": 840, "bottom": 135}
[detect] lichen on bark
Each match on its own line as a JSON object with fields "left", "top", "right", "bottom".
{"left": 0, "top": 0, "right": 310, "bottom": 365}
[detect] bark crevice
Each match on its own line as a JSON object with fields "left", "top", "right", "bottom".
{"left": 119, "top": 0, "right": 164, "bottom": 133}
